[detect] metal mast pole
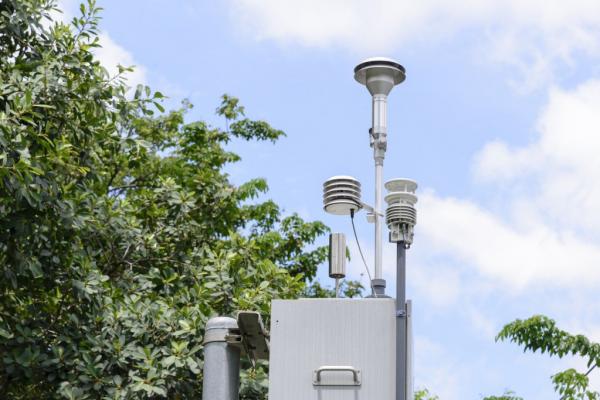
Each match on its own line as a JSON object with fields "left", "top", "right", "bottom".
{"left": 373, "top": 93, "right": 387, "bottom": 283}
{"left": 202, "top": 317, "right": 240, "bottom": 400}
{"left": 396, "top": 243, "right": 407, "bottom": 400}
{"left": 355, "top": 57, "right": 405, "bottom": 296}
{"left": 385, "top": 177, "right": 417, "bottom": 400}
{"left": 354, "top": 58, "right": 410, "bottom": 400}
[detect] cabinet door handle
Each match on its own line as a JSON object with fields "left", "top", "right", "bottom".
{"left": 313, "top": 366, "right": 361, "bottom": 386}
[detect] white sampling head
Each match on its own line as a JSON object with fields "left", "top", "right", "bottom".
{"left": 354, "top": 57, "right": 406, "bottom": 96}
{"left": 384, "top": 178, "right": 418, "bottom": 246}
{"left": 323, "top": 176, "right": 362, "bottom": 216}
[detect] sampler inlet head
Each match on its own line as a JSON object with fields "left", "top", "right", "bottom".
{"left": 384, "top": 178, "right": 418, "bottom": 247}
{"left": 323, "top": 176, "right": 362, "bottom": 216}
{"left": 354, "top": 57, "right": 405, "bottom": 96}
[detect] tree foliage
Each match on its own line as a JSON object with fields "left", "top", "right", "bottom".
{"left": 415, "top": 388, "right": 439, "bottom": 400}
{"left": 416, "top": 388, "right": 524, "bottom": 400}
{"left": 497, "top": 315, "right": 600, "bottom": 400}
{"left": 0, "top": 0, "right": 330, "bottom": 398}
{"left": 482, "top": 391, "right": 523, "bottom": 400}
{"left": 405, "top": 314, "right": 600, "bottom": 400}
{"left": 303, "top": 279, "right": 364, "bottom": 298}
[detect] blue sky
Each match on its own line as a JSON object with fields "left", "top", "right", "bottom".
{"left": 58, "top": 0, "right": 600, "bottom": 398}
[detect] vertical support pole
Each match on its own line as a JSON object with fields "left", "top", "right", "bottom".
{"left": 406, "top": 300, "right": 414, "bottom": 400}
{"left": 374, "top": 161, "right": 383, "bottom": 280}
{"left": 372, "top": 93, "right": 387, "bottom": 286}
{"left": 396, "top": 243, "right": 407, "bottom": 400}
{"left": 202, "top": 317, "right": 240, "bottom": 400}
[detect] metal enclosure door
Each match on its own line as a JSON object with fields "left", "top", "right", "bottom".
{"left": 268, "top": 299, "right": 396, "bottom": 400}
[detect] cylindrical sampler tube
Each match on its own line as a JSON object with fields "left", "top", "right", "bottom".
{"left": 329, "top": 233, "right": 346, "bottom": 279}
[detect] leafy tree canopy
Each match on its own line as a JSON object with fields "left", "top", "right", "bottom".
{"left": 415, "top": 388, "right": 439, "bottom": 400}
{"left": 303, "top": 279, "right": 364, "bottom": 299}
{"left": 418, "top": 314, "right": 600, "bottom": 400}
{"left": 0, "top": 0, "right": 344, "bottom": 398}
{"left": 482, "top": 391, "right": 523, "bottom": 400}
{"left": 497, "top": 315, "right": 600, "bottom": 400}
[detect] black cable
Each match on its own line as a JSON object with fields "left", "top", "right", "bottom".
{"left": 350, "top": 209, "right": 377, "bottom": 297}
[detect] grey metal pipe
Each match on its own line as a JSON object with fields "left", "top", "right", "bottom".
{"left": 372, "top": 93, "right": 387, "bottom": 283}
{"left": 406, "top": 300, "right": 414, "bottom": 400}
{"left": 202, "top": 317, "right": 241, "bottom": 400}
{"left": 396, "top": 243, "right": 407, "bottom": 400}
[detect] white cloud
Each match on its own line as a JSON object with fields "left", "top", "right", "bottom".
{"left": 367, "top": 77, "right": 600, "bottom": 399}
{"left": 230, "top": 0, "right": 487, "bottom": 51}
{"left": 226, "top": 1, "right": 600, "bottom": 394}
{"left": 418, "top": 192, "right": 600, "bottom": 291}
{"left": 228, "top": 0, "right": 600, "bottom": 88}
{"left": 95, "top": 32, "right": 147, "bottom": 89}
{"left": 411, "top": 263, "right": 461, "bottom": 308}
{"left": 474, "top": 80, "right": 600, "bottom": 236}
{"left": 413, "top": 79, "right": 600, "bottom": 294}
{"left": 414, "top": 336, "right": 464, "bottom": 400}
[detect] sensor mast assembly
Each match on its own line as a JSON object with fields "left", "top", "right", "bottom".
{"left": 354, "top": 57, "right": 405, "bottom": 291}
{"left": 321, "top": 57, "right": 418, "bottom": 400}
{"left": 202, "top": 57, "right": 420, "bottom": 400}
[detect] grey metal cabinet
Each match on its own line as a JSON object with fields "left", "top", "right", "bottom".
{"left": 268, "top": 298, "right": 396, "bottom": 400}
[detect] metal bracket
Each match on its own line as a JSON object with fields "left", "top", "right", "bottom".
{"left": 375, "top": 133, "right": 387, "bottom": 151}
{"left": 313, "top": 366, "right": 362, "bottom": 386}
{"left": 236, "top": 311, "right": 270, "bottom": 366}
{"left": 366, "top": 212, "right": 375, "bottom": 223}
{"left": 204, "top": 324, "right": 238, "bottom": 345}
{"left": 396, "top": 309, "right": 406, "bottom": 318}
{"left": 361, "top": 202, "right": 384, "bottom": 217}
{"left": 389, "top": 223, "right": 414, "bottom": 247}
{"left": 225, "top": 331, "right": 242, "bottom": 347}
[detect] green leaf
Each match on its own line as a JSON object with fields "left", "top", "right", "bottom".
{"left": 0, "top": 3, "right": 328, "bottom": 399}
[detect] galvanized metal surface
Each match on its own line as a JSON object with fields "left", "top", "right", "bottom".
{"left": 374, "top": 158, "right": 384, "bottom": 281}
{"left": 202, "top": 317, "right": 240, "bottom": 400}
{"left": 396, "top": 244, "right": 407, "bottom": 400}
{"left": 406, "top": 300, "right": 414, "bottom": 400}
{"left": 268, "top": 299, "right": 396, "bottom": 400}
{"left": 237, "top": 311, "right": 269, "bottom": 361}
